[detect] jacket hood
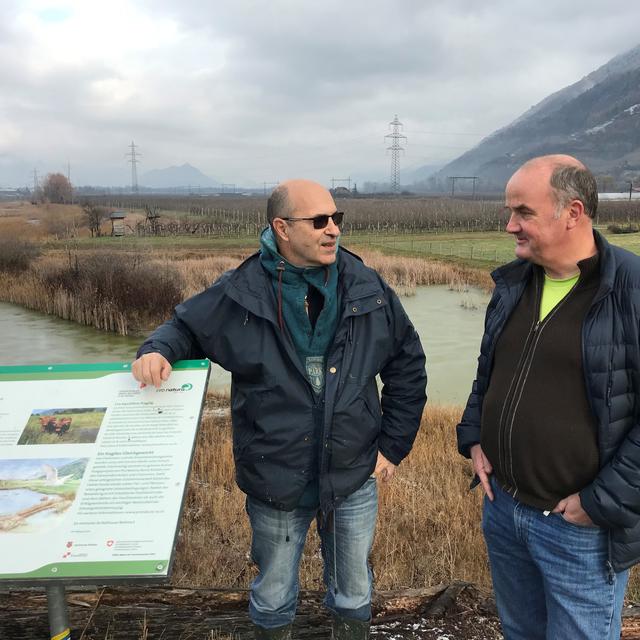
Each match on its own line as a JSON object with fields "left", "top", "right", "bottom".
{"left": 225, "top": 244, "right": 384, "bottom": 316}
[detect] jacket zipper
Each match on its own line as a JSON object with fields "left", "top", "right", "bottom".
{"left": 496, "top": 275, "right": 541, "bottom": 493}
{"left": 496, "top": 289, "right": 540, "bottom": 483}
{"left": 504, "top": 320, "right": 541, "bottom": 495}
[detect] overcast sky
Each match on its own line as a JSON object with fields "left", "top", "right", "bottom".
{"left": 1, "top": 0, "right": 639, "bottom": 188}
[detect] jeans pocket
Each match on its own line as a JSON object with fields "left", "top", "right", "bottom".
{"left": 555, "top": 513, "right": 602, "bottom": 534}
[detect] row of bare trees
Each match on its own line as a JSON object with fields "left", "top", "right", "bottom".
{"left": 43, "top": 193, "right": 640, "bottom": 239}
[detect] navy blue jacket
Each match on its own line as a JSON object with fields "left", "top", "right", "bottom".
{"left": 139, "top": 247, "right": 427, "bottom": 513}
{"left": 457, "top": 232, "right": 640, "bottom": 571}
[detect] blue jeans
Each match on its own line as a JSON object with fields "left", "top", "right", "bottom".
{"left": 482, "top": 478, "right": 628, "bottom": 640}
{"left": 246, "top": 477, "right": 377, "bottom": 629}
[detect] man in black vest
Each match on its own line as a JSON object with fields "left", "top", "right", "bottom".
{"left": 458, "top": 155, "right": 640, "bottom": 639}
{"left": 133, "top": 179, "right": 427, "bottom": 640}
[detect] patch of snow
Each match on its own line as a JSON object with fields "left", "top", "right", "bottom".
{"left": 585, "top": 119, "right": 615, "bottom": 135}
{"left": 378, "top": 620, "right": 401, "bottom": 628}
{"left": 624, "top": 103, "right": 640, "bottom": 115}
{"left": 599, "top": 192, "right": 640, "bottom": 200}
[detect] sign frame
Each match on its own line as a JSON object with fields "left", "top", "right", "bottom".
{"left": 0, "top": 359, "right": 211, "bottom": 587}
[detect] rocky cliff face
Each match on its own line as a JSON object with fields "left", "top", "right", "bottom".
{"left": 436, "top": 44, "right": 640, "bottom": 190}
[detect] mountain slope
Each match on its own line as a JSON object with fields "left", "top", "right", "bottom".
{"left": 437, "top": 44, "right": 640, "bottom": 189}
{"left": 141, "top": 163, "right": 218, "bottom": 188}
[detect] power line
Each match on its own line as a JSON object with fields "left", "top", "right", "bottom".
{"left": 263, "top": 181, "right": 279, "bottom": 195}
{"left": 448, "top": 176, "right": 479, "bottom": 198}
{"left": 385, "top": 115, "right": 407, "bottom": 194}
{"left": 331, "top": 177, "right": 351, "bottom": 191}
{"left": 407, "top": 129, "right": 486, "bottom": 137}
{"left": 32, "top": 169, "right": 39, "bottom": 200}
{"left": 125, "top": 141, "right": 141, "bottom": 193}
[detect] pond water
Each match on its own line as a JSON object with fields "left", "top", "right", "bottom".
{"left": 0, "top": 488, "right": 49, "bottom": 515}
{"left": 0, "top": 286, "right": 490, "bottom": 405}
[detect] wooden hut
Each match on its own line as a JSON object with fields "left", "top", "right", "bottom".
{"left": 110, "top": 210, "right": 127, "bottom": 236}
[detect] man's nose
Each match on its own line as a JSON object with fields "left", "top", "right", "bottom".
{"left": 506, "top": 213, "right": 519, "bottom": 233}
{"left": 325, "top": 217, "right": 341, "bottom": 235}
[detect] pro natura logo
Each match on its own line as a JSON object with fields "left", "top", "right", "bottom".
{"left": 157, "top": 383, "right": 193, "bottom": 393}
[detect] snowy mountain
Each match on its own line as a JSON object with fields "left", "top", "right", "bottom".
{"left": 436, "top": 44, "right": 640, "bottom": 190}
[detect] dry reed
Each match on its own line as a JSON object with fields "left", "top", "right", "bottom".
{"left": 173, "top": 396, "right": 640, "bottom": 599}
{"left": 175, "top": 255, "right": 246, "bottom": 298}
{"left": 355, "top": 249, "right": 493, "bottom": 294}
{"left": 0, "top": 253, "right": 183, "bottom": 335}
{"left": 0, "top": 248, "right": 491, "bottom": 335}
{"left": 172, "top": 249, "right": 493, "bottom": 300}
{"left": 172, "top": 399, "right": 488, "bottom": 591}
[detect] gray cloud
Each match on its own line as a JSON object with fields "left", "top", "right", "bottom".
{"left": 1, "top": 1, "right": 639, "bottom": 186}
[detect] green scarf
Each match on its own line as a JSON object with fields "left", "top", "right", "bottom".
{"left": 259, "top": 227, "right": 338, "bottom": 394}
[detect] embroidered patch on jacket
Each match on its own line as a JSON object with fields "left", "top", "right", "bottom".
{"left": 306, "top": 356, "right": 325, "bottom": 394}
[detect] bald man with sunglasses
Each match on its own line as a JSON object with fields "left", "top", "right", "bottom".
{"left": 133, "top": 179, "right": 427, "bottom": 640}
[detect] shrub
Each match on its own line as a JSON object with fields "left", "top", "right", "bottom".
{"left": 607, "top": 223, "right": 640, "bottom": 234}
{"left": 0, "top": 237, "right": 41, "bottom": 272}
{"left": 41, "top": 253, "right": 183, "bottom": 332}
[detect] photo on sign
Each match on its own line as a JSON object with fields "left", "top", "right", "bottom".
{"left": 0, "top": 458, "right": 88, "bottom": 533}
{"left": 18, "top": 407, "right": 107, "bottom": 445}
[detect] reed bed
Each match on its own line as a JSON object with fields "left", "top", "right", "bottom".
{"left": 175, "top": 255, "right": 247, "bottom": 299}
{"left": 355, "top": 249, "right": 494, "bottom": 294}
{"left": 0, "top": 253, "right": 183, "bottom": 335}
{"left": 174, "top": 250, "right": 492, "bottom": 299}
{"left": 0, "top": 248, "right": 491, "bottom": 334}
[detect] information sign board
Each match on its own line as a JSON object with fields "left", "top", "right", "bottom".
{"left": 0, "top": 360, "right": 210, "bottom": 584}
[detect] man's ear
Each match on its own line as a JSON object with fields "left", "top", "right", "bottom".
{"left": 272, "top": 219, "right": 289, "bottom": 243}
{"left": 566, "top": 199, "right": 585, "bottom": 229}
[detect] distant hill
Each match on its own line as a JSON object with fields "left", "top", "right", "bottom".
{"left": 436, "top": 44, "right": 640, "bottom": 191}
{"left": 141, "top": 163, "right": 218, "bottom": 188}
{"left": 404, "top": 163, "right": 443, "bottom": 184}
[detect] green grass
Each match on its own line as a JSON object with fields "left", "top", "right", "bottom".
{"left": 46, "top": 234, "right": 259, "bottom": 252}
{"left": 604, "top": 230, "right": 640, "bottom": 254}
{"left": 348, "top": 225, "right": 640, "bottom": 270}
{"left": 0, "top": 479, "right": 80, "bottom": 496}
{"left": 37, "top": 225, "right": 640, "bottom": 271}
{"left": 347, "top": 231, "right": 510, "bottom": 269}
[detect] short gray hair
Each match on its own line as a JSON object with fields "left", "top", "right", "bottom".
{"left": 266, "top": 185, "right": 292, "bottom": 224}
{"left": 549, "top": 164, "right": 598, "bottom": 219}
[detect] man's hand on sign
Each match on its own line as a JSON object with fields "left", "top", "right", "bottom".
{"left": 131, "top": 353, "right": 172, "bottom": 388}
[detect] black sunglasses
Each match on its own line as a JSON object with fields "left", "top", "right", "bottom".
{"left": 280, "top": 211, "right": 344, "bottom": 229}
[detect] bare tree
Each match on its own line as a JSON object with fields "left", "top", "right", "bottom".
{"left": 42, "top": 173, "right": 73, "bottom": 204}
{"left": 82, "top": 202, "right": 109, "bottom": 237}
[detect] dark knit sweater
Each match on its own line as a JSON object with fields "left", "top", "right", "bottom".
{"left": 481, "top": 254, "right": 601, "bottom": 510}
